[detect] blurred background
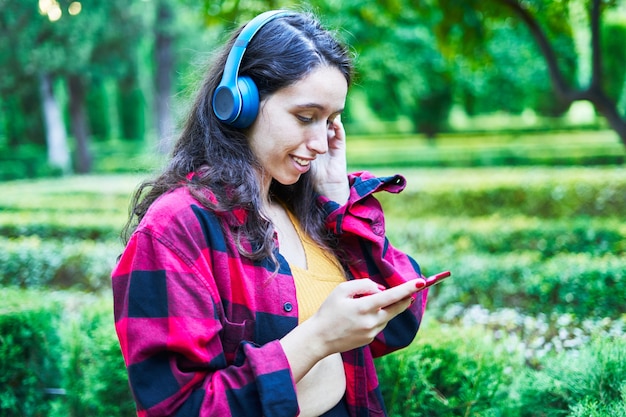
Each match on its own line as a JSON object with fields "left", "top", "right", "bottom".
{"left": 1, "top": 1, "right": 625, "bottom": 416}
{"left": 1, "top": 0, "right": 625, "bottom": 176}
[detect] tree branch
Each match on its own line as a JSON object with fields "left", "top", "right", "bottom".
{"left": 495, "top": 0, "right": 574, "bottom": 103}
{"left": 589, "top": 0, "right": 602, "bottom": 90}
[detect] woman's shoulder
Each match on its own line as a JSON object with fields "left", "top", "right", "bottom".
{"left": 139, "top": 186, "right": 218, "bottom": 235}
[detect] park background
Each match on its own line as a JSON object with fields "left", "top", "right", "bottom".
{"left": 1, "top": 0, "right": 625, "bottom": 416}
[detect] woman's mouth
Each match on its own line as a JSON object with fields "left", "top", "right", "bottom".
{"left": 292, "top": 156, "right": 311, "bottom": 166}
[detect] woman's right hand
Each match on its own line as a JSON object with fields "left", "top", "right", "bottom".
{"left": 280, "top": 277, "right": 426, "bottom": 382}
{"left": 309, "top": 278, "right": 425, "bottom": 354}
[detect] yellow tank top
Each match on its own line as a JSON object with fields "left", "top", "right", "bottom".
{"left": 287, "top": 212, "right": 346, "bottom": 324}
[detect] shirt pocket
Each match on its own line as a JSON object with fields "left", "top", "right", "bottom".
{"left": 220, "top": 316, "right": 256, "bottom": 358}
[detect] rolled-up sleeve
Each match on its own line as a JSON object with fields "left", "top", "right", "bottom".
{"left": 319, "top": 171, "right": 429, "bottom": 356}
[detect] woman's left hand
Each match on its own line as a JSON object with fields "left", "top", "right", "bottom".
{"left": 312, "top": 117, "right": 350, "bottom": 204}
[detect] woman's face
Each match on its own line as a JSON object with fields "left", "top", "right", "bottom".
{"left": 247, "top": 65, "right": 348, "bottom": 188}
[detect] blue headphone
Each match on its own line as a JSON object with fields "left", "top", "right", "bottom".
{"left": 212, "top": 10, "right": 294, "bottom": 128}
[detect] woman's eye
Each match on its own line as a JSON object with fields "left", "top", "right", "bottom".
{"left": 296, "top": 115, "right": 313, "bottom": 124}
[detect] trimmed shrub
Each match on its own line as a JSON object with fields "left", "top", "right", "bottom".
{"left": 347, "top": 133, "right": 625, "bottom": 168}
{"left": 0, "top": 290, "right": 135, "bottom": 417}
{"left": 0, "top": 288, "right": 63, "bottom": 416}
{"left": 0, "top": 237, "right": 121, "bottom": 291}
{"left": 49, "top": 296, "right": 135, "bottom": 417}
{"left": 514, "top": 337, "right": 626, "bottom": 417}
{"left": 379, "top": 167, "right": 626, "bottom": 218}
{"left": 376, "top": 322, "right": 517, "bottom": 416}
{"left": 422, "top": 252, "right": 626, "bottom": 319}
{"left": 377, "top": 326, "right": 626, "bottom": 417}
{"left": 0, "top": 211, "right": 122, "bottom": 240}
{"left": 387, "top": 215, "right": 626, "bottom": 258}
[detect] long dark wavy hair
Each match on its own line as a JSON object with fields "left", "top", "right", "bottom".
{"left": 122, "top": 11, "right": 354, "bottom": 265}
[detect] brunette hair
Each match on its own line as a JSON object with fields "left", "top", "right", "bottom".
{"left": 123, "top": 11, "right": 354, "bottom": 265}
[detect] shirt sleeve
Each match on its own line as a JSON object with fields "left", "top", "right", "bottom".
{"left": 112, "top": 227, "right": 298, "bottom": 417}
{"left": 318, "top": 171, "right": 429, "bottom": 357}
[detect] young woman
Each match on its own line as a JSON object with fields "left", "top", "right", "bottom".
{"left": 113, "top": 10, "right": 433, "bottom": 417}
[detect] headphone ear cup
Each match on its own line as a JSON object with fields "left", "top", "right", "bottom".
{"left": 232, "top": 75, "right": 260, "bottom": 129}
{"left": 213, "top": 84, "right": 240, "bottom": 124}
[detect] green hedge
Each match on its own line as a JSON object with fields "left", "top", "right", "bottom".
{"left": 0, "top": 289, "right": 63, "bottom": 416}
{"left": 514, "top": 337, "right": 626, "bottom": 417}
{"left": 5, "top": 287, "right": 620, "bottom": 417}
{"left": 0, "top": 289, "right": 135, "bottom": 417}
{"left": 380, "top": 168, "right": 626, "bottom": 218}
{"left": 347, "top": 131, "right": 626, "bottom": 168}
{"left": 376, "top": 323, "right": 626, "bottom": 417}
{"left": 0, "top": 191, "right": 130, "bottom": 212}
{"left": 0, "top": 150, "right": 62, "bottom": 180}
{"left": 0, "top": 211, "right": 122, "bottom": 240}
{"left": 422, "top": 252, "right": 626, "bottom": 318}
{"left": 376, "top": 324, "right": 513, "bottom": 416}
{"left": 49, "top": 296, "right": 135, "bottom": 417}
{"left": 0, "top": 237, "right": 120, "bottom": 291}
{"left": 387, "top": 215, "right": 625, "bottom": 258}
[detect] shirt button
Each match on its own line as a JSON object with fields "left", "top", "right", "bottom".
{"left": 372, "top": 223, "right": 384, "bottom": 236}
{"left": 283, "top": 302, "right": 293, "bottom": 312}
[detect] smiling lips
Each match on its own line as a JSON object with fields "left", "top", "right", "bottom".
{"left": 292, "top": 156, "right": 312, "bottom": 166}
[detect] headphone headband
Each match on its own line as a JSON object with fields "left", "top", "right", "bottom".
{"left": 213, "top": 10, "right": 294, "bottom": 128}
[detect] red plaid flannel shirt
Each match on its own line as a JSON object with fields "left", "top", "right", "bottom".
{"left": 112, "top": 171, "right": 428, "bottom": 417}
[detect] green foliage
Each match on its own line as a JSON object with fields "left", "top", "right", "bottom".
{"left": 326, "top": 4, "right": 454, "bottom": 136}
{"left": 391, "top": 216, "right": 625, "bottom": 259}
{"left": 0, "top": 288, "right": 63, "bottom": 417}
{"left": 377, "top": 324, "right": 626, "bottom": 417}
{"left": 87, "top": 82, "right": 112, "bottom": 141}
{"left": 50, "top": 296, "right": 135, "bottom": 417}
{"left": 0, "top": 290, "right": 135, "bottom": 417}
{"left": 601, "top": 18, "right": 626, "bottom": 106}
{"left": 568, "top": 395, "right": 626, "bottom": 417}
{"left": 117, "top": 72, "right": 146, "bottom": 141}
{"left": 346, "top": 131, "right": 625, "bottom": 168}
{"left": 379, "top": 166, "right": 626, "bottom": 319}
{"left": 422, "top": 252, "right": 626, "bottom": 318}
{"left": 0, "top": 0, "right": 150, "bottom": 170}
{"left": 515, "top": 337, "right": 626, "bottom": 417}
{"left": 376, "top": 323, "right": 516, "bottom": 417}
{"left": 380, "top": 166, "right": 626, "bottom": 218}
{"left": 0, "top": 237, "right": 120, "bottom": 291}
{"left": 0, "top": 82, "right": 46, "bottom": 149}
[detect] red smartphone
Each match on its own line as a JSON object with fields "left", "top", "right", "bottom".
{"left": 424, "top": 271, "right": 451, "bottom": 288}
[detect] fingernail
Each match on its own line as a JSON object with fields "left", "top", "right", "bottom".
{"left": 377, "top": 284, "right": 386, "bottom": 291}
{"left": 415, "top": 280, "right": 426, "bottom": 289}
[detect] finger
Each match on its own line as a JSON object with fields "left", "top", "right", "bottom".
{"left": 327, "top": 122, "right": 337, "bottom": 140}
{"left": 332, "top": 118, "right": 345, "bottom": 141}
{"left": 380, "top": 296, "right": 414, "bottom": 317}
{"left": 337, "top": 279, "right": 384, "bottom": 299}
{"left": 364, "top": 278, "right": 426, "bottom": 310}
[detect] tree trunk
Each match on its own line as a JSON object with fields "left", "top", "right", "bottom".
{"left": 588, "top": 89, "right": 626, "bottom": 144}
{"left": 67, "top": 75, "right": 92, "bottom": 173}
{"left": 39, "top": 73, "right": 71, "bottom": 174}
{"left": 497, "top": 0, "right": 626, "bottom": 147}
{"left": 154, "top": 0, "right": 175, "bottom": 154}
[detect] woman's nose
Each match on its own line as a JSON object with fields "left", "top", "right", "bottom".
{"left": 307, "top": 124, "right": 329, "bottom": 154}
